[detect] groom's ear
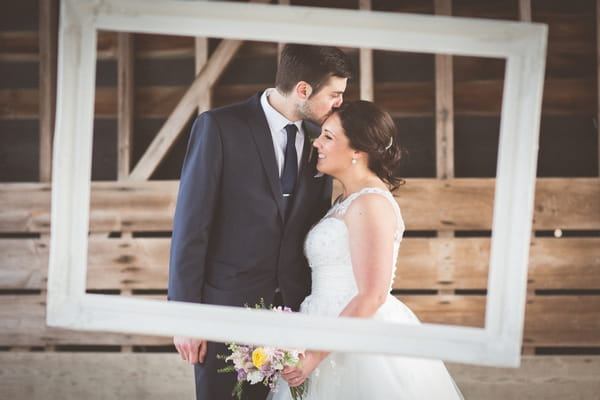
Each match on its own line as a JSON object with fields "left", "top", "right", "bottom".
{"left": 294, "top": 81, "right": 312, "bottom": 100}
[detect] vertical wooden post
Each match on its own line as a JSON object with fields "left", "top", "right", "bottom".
{"left": 519, "top": 0, "right": 532, "bottom": 22}
{"left": 359, "top": 0, "right": 374, "bottom": 101}
{"left": 195, "top": 37, "right": 211, "bottom": 114}
{"left": 520, "top": 0, "right": 536, "bottom": 356}
{"left": 435, "top": 0, "right": 454, "bottom": 180}
{"left": 119, "top": 35, "right": 136, "bottom": 352}
{"left": 277, "top": 0, "right": 291, "bottom": 64}
{"left": 39, "top": 0, "right": 58, "bottom": 353}
{"left": 117, "top": 33, "right": 135, "bottom": 181}
{"left": 597, "top": 0, "right": 600, "bottom": 176}
{"left": 39, "top": 0, "right": 58, "bottom": 182}
{"left": 434, "top": 0, "right": 455, "bottom": 295}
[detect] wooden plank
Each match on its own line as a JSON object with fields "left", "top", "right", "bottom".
{"left": 1, "top": 294, "right": 597, "bottom": 347}
{"left": 2, "top": 78, "right": 596, "bottom": 119}
{"left": 277, "top": 0, "right": 290, "bottom": 62}
{"left": 0, "top": 295, "right": 170, "bottom": 347}
{"left": 117, "top": 33, "right": 134, "bottom": 180}
{"left": 0, "top": 89, "right": 39, "bottom": 119}
{"left": 86, "top": 237, "right": 168, "bottom": 290}
{"left": 97, "top": 31, "right": 196, "bottom": 60}
{"left": 0, "top": 31, "right": 39, "bottom": 62}
{"left": 0, "top": 178, "right": 598, "bottom": 233}
{"left": 597, "top": 0, "right": 600, "bottom": 176}
{"left": 0, "top": 353, "right": 597, "bottom": 400}
{"left": 434, "top": 0, "right": 455, "bottom": 295}
{"left": 396, "top": 237, "right": 600, "bottom": 290}
{"left": 194, "top": 37, "right": 211, "bottom": 114}
{"left": 0, "top": 353, "right": 195, "bottom": 400}
{"left": 401, "top": 294, "right": 600, "bottom": 346}
{"left": 401, "top": 294, "right": 486, "bottom": 327}
{"left": 38, "top": 0, "right": 58, "bottom": 183}
{"left": 446, "top": 356, "right": 600, "bottom": 400}
{"left": 0, "top": 239, "right": 48, "bottom": 289}
{"left": 519, "top": 0, "right": 531, "bottom": 22}
{"left": 532, "top": 178, "right": 600, "bottom": 230}
{"left": 1, "top": 353, "right": 598, "bottom": 400}
{"left": 0, "top": 181, "right": 175, "bottom": 233}
{"left": 358, "top": 48, "right": 373, "bottom": 101}
{"left": 358, "top": 0, "right": 374, "bottom": 101}
{"left": 128, "top": 39, "right": 243, "bottom": 181}
{"left": 434, "top": 52, "right": 454, "bottom": 179}
{"left": 395, "top": 178, "right": 599, "bottom": 231}
{"left": 2, "top": 236, "right": 598, "bottom": 291}
{"left": 523, "top": 295, "right": 600, "bottom": 346}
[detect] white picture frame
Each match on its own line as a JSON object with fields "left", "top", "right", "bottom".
{"left": 47, "top": 0, "right": 547, "bottom": 367}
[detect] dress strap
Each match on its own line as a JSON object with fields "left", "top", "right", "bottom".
{"left": 335, "top": 188, "right": 403, "bottom": 230}
{"left": 331, "top": 187, "right": 405, "bottom": 246}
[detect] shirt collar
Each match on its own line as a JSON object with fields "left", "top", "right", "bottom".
{"left": 260, "top": 88, "right": 303, "bottom": 135}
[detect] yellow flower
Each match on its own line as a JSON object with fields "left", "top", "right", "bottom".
{"left": 252, "top": 347, "right": 268, "bottom": 369}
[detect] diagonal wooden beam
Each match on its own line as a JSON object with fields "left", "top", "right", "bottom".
{"left": 128, "top": 0, "right": 269, "bottom": 181}
{"left": 128, "top": 38, "right": 243, "bottom": 181}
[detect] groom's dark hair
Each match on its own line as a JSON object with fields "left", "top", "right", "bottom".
{"left": 275, "top": 44, "right": 353, "bottom": 97}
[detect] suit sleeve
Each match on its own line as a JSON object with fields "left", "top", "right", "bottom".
{"left": 168, "top": 112, "right": 223, "bottom": 303}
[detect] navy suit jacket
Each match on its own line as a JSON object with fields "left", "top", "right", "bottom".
{"left": 168, "top": 92, "right": 332, "bottom": 311}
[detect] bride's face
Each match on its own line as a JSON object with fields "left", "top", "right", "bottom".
{"left": 313, "top": 113, "right": 357, "bottom": 176}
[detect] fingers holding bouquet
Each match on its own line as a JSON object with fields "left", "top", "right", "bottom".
{"left": 281, "top": 351, "right": 325, "bottom": 387}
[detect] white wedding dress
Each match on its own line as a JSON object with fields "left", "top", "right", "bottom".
{"left": 272, "top": 188, "right": 464, "bottom": 400}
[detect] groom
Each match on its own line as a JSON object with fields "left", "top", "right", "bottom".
{"left": 168, "top": 44, "right": 353, "bottom": 400}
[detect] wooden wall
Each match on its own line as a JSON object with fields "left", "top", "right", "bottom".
{"left": 1, "top": 0, "right": 599, "bottom": 399}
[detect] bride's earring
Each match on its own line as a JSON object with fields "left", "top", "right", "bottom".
{"left": 351, "top": 158, "right": 357, "bottom": 165}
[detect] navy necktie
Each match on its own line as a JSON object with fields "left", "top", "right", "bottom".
{"left": 281, "top": 124, "right": 298, "bottom": 215}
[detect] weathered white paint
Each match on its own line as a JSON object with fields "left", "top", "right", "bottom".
{"left": 47, "top": 0, "right": 547, "bottom": 367}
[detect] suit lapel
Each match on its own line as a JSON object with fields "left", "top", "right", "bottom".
{"left": 245, "top": 93, "right": 286, "bottom": 222}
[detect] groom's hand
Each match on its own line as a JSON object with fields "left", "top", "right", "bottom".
{"left": 174, "top": 336, "right": 207, "bottom": 364}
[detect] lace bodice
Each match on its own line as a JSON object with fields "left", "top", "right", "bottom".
{"left": 273, "top": 189, "right": 464, "bottom": 400}
{"left": 303, "top": 187, "right": 405, "bottom": 300}
{"left": 274, "top": 188, "right": 462, "bottom": 400}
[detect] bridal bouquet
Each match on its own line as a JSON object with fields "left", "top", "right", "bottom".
{"left": 218, "top": 302, "right": 307, "bottom": 400}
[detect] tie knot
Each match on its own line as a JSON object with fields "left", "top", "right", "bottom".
{"left": 284, "top": 123, "right": 298, "bottom": 140}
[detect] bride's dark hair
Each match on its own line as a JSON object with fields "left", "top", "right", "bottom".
{"left": 334, "top": 100, "right": 405, "bottom": 191}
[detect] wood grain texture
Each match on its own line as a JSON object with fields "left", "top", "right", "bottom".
{"left": 2, "top": 236, "right": 598, "bottom": 291}
{"left": 0, "top": 295, "right": 169, "bottom": 346}
{"left": 38, "top": 0, "right": 58, "bottom": 182}
{"left": 0, "top": 293, "right": 598, "bottom": 346}
{"left": 1, "top": 179, "right": 597, "bottom": 233}
{"left": 117, "top": 33, "right": 134, "bottom": 180}
{"left": 2, "top": 77, "right": 596, "bottom": 119}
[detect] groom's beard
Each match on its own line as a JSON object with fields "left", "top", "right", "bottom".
{"left": 298, "top": 102, "right": 332, "bottom": 126}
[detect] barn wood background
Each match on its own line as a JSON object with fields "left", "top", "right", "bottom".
{"left": 1, "top": 0, "right": 599, "bottom": 399}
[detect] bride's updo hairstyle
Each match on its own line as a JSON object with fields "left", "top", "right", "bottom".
{"left": 335, "top": 100, "right": 404, "bottom": 191}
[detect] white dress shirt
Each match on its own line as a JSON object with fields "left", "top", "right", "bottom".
{"left": 260, "top": 88, "right": 305, "bottom": 177}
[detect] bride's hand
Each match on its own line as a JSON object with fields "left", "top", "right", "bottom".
{"left": 281, "top": 351, "right": 322, "bottom": 387}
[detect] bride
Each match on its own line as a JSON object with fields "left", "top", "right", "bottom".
{"left": 272, "top": 101, "right": 464, "bottom": 399}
